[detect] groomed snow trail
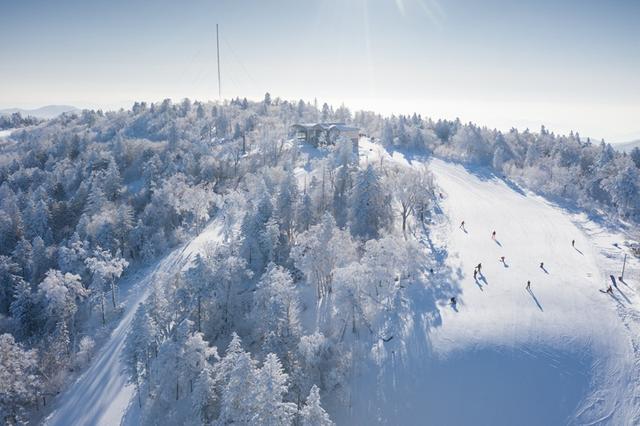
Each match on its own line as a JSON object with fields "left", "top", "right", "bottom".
{"left": 43, "top": 219, "right": 224, "bottom": 426}
{"left": 336, "top": 141, "right": 640, "bottom": 425}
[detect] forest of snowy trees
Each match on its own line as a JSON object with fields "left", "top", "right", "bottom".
{"left": 1, "top": 94, "right": 639, "bottom": 424}
{"left": 0, "top": 113, "right": 42, "bottom": 131}
{"left": 374, "top": 114, "right": 640, "bottom": 222}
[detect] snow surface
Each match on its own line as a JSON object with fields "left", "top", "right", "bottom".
{"left": 43, "top": 219, "right": 225, "bottom": 426}
{"left": 0, "top": 129, "right": 14, "bottom": 139}
{"left": 41, "top": 139, "right": 640, "bottom": 425}
{"left": 335, "top": 140, "right": 640, "bottom": 425}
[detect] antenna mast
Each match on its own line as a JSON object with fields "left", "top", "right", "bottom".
{"left": 216, "top": 24, "right": 221, "bottom": 99}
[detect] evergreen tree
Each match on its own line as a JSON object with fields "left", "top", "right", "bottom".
{"left": 9, "top": 279, "right": 37, "bottom": 339}
{"left": 300, "top": 385, "right": 333, "bottom": 426}
{"left": 349, "top": 165, "right": 392, "bottom": 240}
{"left": 216, "top": 333, "right": 259, "bottom": 425}
{"left": 0, "top": 334, "right": 42, "bottom": 424}
{"left": 0, "top": 256, "right": 21, "bottom": 315}
{"left": 252, "top": 353, "right": 297, "bottom": 426}
{"left": 252, "top": 264, "right": 301, "bottom": 358}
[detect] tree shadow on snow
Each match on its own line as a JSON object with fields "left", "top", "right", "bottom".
{"left": 391, "top": 146, "right": 628, "bottom": 234}
{"left": 494, "top": 239, "right": 502, "bottom": 247}
{"left": 432, "top": 156, "right": 528, "bottom": 197}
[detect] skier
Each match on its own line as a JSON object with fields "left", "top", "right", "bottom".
{"left": 500, "top": 256, "right": 505, "bottom": 263}
{"left": 429, "top": 268, "right": 434, "bottom": 275}
{"left": 572, "top": 239, "right": 575, "bottom": 247}
{"left": 540, "top": 262, "right": 544, "bottom": 269}
{"left": 477, "top": 263, "right": 482, "bottom": 273}
{"left": 473, "top": 269, "right": 478, "bottom": 280}
{"left": 492, "top": 230, "right": 496, "bottom": 240}
{"left": 459, "top": 220, "right": 465, "bottom": 229}
{"left": 526, "top": 280, "right": 531, "bottom": 290}
{"left": 606, "top": 285, "right": 613, "bottom": 294}
{"left": 450, "top": 297, "right": 457, "bottom": 306}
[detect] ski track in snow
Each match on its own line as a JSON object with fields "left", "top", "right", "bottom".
{"left": 335, "top": 140, "right": 640, "bottom": 425}
{"left": 43, "top": 219, "right": 224, "bottom": 426}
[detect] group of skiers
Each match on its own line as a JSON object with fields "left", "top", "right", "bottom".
{"left": 452, "top": 220, "right": 595, "bottom": 305}
{"left": 448, "top": 218, "right": 620, "bottom": 309}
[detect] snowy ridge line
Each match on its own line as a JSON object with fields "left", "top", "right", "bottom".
{"left": 43, "top": 217, "right": 225, "bottom": 426}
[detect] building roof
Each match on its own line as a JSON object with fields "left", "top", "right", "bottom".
{"left": 291, "top": 122, "right": 359, "bottom": 132}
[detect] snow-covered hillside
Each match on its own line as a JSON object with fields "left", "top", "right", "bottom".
{"left": 43, "top": 219, "right": 225, "bottom": 426}
{"left": 39, "top": 139, "right": 640, "bottom": 426}
{"left": 37, "top": 139, "right": 640, "bottom": 426}
{"left": 334, "top": 141, "right": 640, "bottom": 425}
{"left": 2, "top": 97, "right": 639, "bottom": 425}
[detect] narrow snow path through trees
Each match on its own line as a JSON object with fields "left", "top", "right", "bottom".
{"left": 43, "top": 219, "right": 224, "bottom": 426}
{"left": 337, "top": 142, "right": 640, "bottom": 425}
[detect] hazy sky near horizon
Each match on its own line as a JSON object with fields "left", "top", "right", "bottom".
{"left": 1, "top": 0, "right": 639, "bottom": 142}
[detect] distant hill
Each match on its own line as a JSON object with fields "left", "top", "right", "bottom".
{"left": 613, "top": 139, "right": 640, "bottom": 153}
{"left": 0, "top": 105, "right": 79, "bottom": 119}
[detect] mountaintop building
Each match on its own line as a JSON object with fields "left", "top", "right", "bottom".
{"left": 291, "top": 122, "right": 360, "bottom": 150}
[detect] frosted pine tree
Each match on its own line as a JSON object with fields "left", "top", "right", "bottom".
{"left": 9, "top": 279, "right": 37, "bottom": 339}
{"left": 349, "top": 165, "right": 392, "bottom": 240}
{"left": 300, "top": 385, "right": 333, "bottom": 426}
{"left": 216, "top": 334, "right": 259, "bottom": 425}
{"left": 252, "top": 264, "right": 301, "bottom": 358}
{"left": 0, "top": 256, "right": 20, "bottom": 315}
{"left": 296, "top": 191, "right": 314, "bottom": 232}
{"left": 275, "top": 170, "right": 299, "bottom": 242}
{"left": 0, "top": 334, "right": 42, "bottom": 424}
{"left": 252, "top": 353, "right": 297, "bottom": 426}
{"left": 124, "top": 304, "right": 158, "bottom": 406}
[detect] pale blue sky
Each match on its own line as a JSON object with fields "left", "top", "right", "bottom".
{"left": 1, "top": 0, "right": 639, "bottom": 141}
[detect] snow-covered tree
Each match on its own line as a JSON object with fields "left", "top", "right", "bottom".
{"left": 216, "top": 333, "right": 259, "bottom": 424}
{"left": 124, "top": 304, "right": 158, "bottom": 405}
{"left": 85, "top": 247, "right": 128, "bottom": 323}
{"left": 275, "top": 170, "right": 299, "bottom": 243}
{"left": 251, "top": 264, "right": 301, "bottom": 358}
{"left": 37, "top": 269, "right": 87, "bottom": 338}
{"left": 389, "top": 165, "right": 435, "bottom": 235}
{"left": 9, "top": 279, "right": 37, "bottom": 339}
{"left": 300, "top": 385, "right": 333, "bottom": 426}
{"left": 240, "top": 192, "right": 274, "bottom": 271}
{"left": 292, "top": 213, "right": 357, "bottom": 299}
{"left": 0, "top": 256, "right": 21, "bottom": 315}
{"left": 349, "top": 165, "right": 392, "bottom": 240}
{"left": 252, "top": 353, "right": 297, "bottom": 425}
{"left": 0, "top": 334, "right": 41, "bottom": 424}
{"left": 77, "top": 336, "right": 95, "bottom": 367}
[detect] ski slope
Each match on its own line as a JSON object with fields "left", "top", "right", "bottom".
{"left": 40, "top": 140, "right": 640, "bottom": 426}
{"left": 43, "top": 219, "right": 225, "bottom": 426}
{"left": 336, "top": 141, "right": 640, "bottom": 425}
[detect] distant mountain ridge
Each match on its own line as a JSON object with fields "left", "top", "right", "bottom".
{"left": 0, "top": 105, "right": 79, "bottom": 119}
{"left": 614, "top": 139, "right": 640, "bottom": 153}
